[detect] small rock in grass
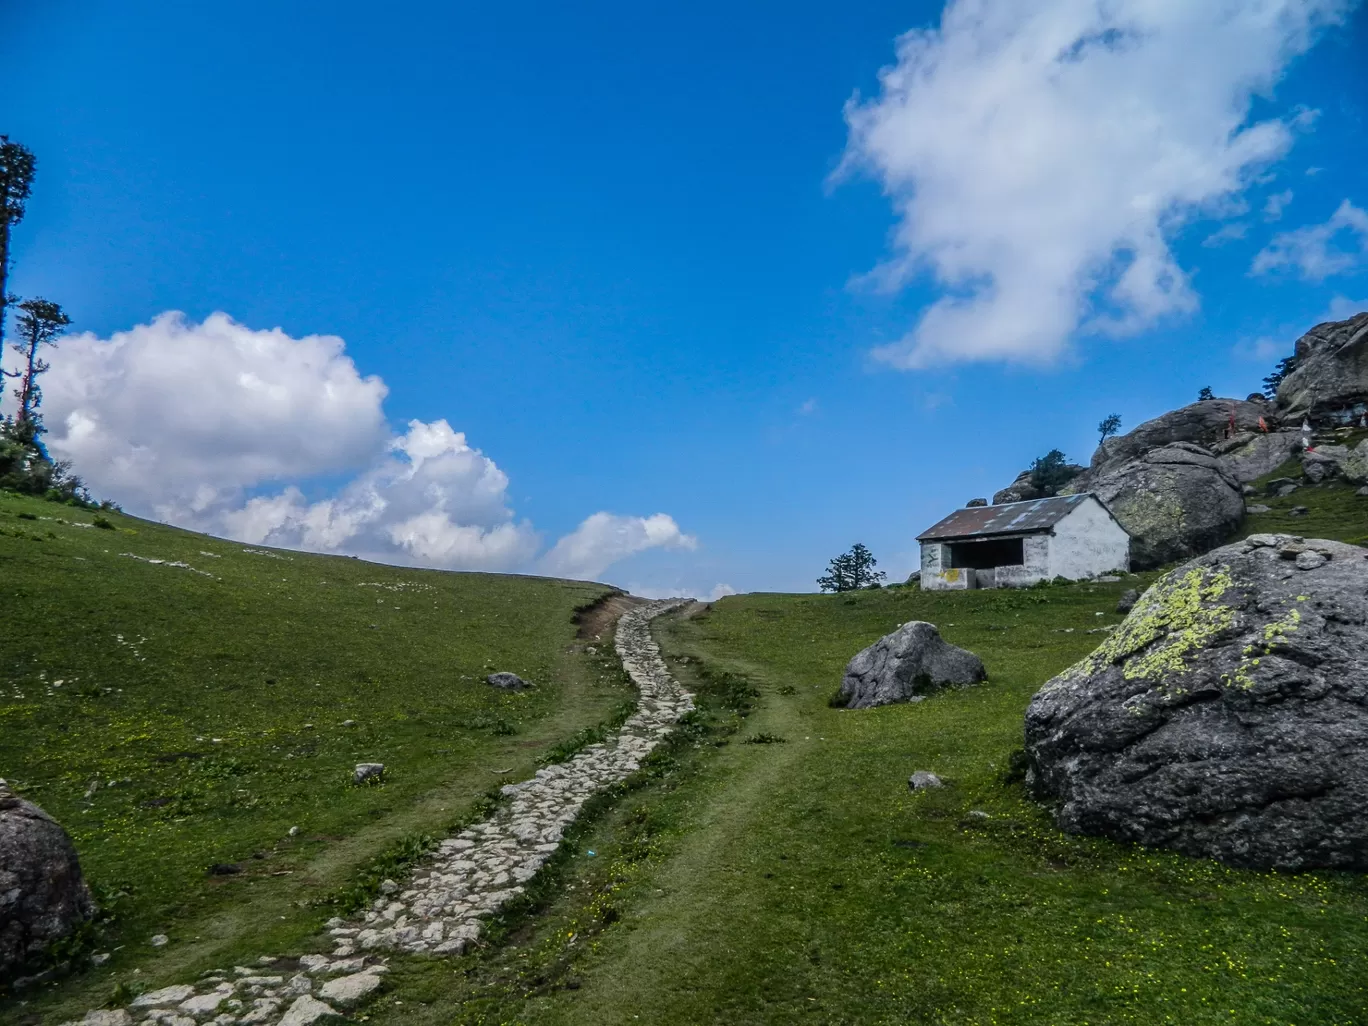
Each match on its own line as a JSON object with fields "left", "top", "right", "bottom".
{"left": 77, "top": 1010, "right": 131, "bottom": 1025}
{"left": 1116, "top": 588, "right": 1140, "bottom": 614}
{"left": 149, "top": 933, "right": 169, "bottom": 947}
{"left": 908, "top": 771, "right": 943, "bottom": 791}
{"left": 353, "top": 763, "right": 384, "bottom": 785}
{"left": 378, "top": 879, "right": 398, "bottom": 895}
{"left": 485, "top": 672, "right": 534, "bottom": 691}
{"left": 1246, "top": 504, "right": 1271, "bottom": 513}
{"left": 288, "top": 825, "right": 300, "bottom": 837}
{"left": 342, "top": 719, "right": 356, "bottom": 727}
{"left": 1357, "top": 486, "right": 1368, "bottom": 497}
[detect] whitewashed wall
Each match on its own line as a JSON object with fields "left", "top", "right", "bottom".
{"left": 1049, "top": 498, "right": 1130, "bottom": 579}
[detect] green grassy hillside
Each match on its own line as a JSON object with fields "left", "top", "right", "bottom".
{"left": 0, "top": 492, "right": 633, "bottom": 1021}
{"left": 342, "top": 489, "right": 1368, "bottom": 1025}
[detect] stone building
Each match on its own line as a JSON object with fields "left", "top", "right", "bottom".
{"left": 918, "top": 494, "right": 1129, "bottom": 590}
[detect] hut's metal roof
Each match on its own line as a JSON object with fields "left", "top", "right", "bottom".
{"left": 917, "top": 494, "right": 1095, "bottom": 541}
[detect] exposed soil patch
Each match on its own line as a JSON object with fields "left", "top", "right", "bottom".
{"left": 574, "top": 591, "right": 646, "bottom": 641}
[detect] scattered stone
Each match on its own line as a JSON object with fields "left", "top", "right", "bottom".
{"left": 1025, "top": 537, "right": 1368, "bottom": 870}
{"left": 1288, "top": 505, "right": 1310, "bottom": 517}
{"left": 150, "top": 933, "right": 169, "bottom": 946}
{"left": 353, "top": 764, "right": 384, "bottom": 785}
{"left": 341, "top": 720, "right": 356, "bottom": 727}
{"left": 1245, "top": 504, "right": 1271, "bottom": 514}
{"left": 277, "top": 995, "right": 338, "bottom": 1026}
{"left": 837, "top": 622, "right": 986, "bottom": 710}
{"left": 131, "top": 984, "right": 196, "bottom": 1008}
{"left": 1115, "top": 589, "right": 1140, "bottom": 614}
{"left": 288, "top": 826, "right": 300, "bottom": 837}
{"left": 908, "top": 771, "right": 944, "bottom": 791}
{"left": 1276, "top": 483, "right": 1300, "bottom": 497}
{"left": 1265, "top": 477, "right": 1298, "bottom": 496}
{"left": 1296, "top": 550, "right": 1328, "bottom": 570}
{"left": 0, "top": 779, "right": 97, "bottom": 977}
{"left": 485, "top": 672, "right": 534, "bottom": 691}
{"left": 1358, "top": 486, "right": 1368, "bottom": 497}
{"left": 378, "top": 879, "right": 398, "bottom": 895}
{"left": 70, "top": 1011, "right": 131, "bottom": 1026}
{"left": 318, "top": 972, "right": 383, "bottom": 1006}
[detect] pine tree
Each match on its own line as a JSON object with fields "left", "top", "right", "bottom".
{"left": 0, "top": 138, "right": 37, "bottom": 370}
{"left": 7, "top": 298, "right": 70, "bottom": 426}
{"left": 817, "top": 543, "right": 886, "bottom": 592}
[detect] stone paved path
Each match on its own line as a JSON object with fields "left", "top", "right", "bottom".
{"left": 66, "top": 600, "right": 690, "bottom": 1026}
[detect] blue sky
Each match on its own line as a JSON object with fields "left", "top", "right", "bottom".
{"left": 4, "top": 0, "right": 1367, "bottom": 595}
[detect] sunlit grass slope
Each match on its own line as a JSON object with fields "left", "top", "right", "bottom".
{"left": 0, "top": 491, "right": 632, "bottom": 1017}
{"left": 360, "top": 562, "right": 1367, "bottom": 1023}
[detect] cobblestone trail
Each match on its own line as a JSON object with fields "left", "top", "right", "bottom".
{"left": 65, "top": 600, "right": 690, "bottom": 1026}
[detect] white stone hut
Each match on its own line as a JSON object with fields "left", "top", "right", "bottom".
{"left": 917, "top": 494, "right": 1129, "bottom": 590}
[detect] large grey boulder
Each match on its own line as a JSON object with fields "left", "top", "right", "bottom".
{"left": 1090, "top": 398, "right": 1283, "bottom": 471}
{"left": 991, "top": 464, "right": 1086, "bottom": 505}
{"left": 0, "top": 780, "right": 96, "bottom": 977}
{"left": 1211, "top": 429, "right": 1302, "bottom": 483}
{"left": 838, "top": 622, "right": 986, "bottom": 709}
{"left": 1024, "top": 536, "right": 1368, "bottom": 871}
{"left": 1301, "top": 440, "right": 1368, "bottom": 485}
{"left": 1276, "top": 312, "right": 1368, "bottom": 427}
{"left": 1069, "top": 443, "right": 1245, "bottom": 570}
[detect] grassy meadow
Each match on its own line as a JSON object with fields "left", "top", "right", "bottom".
{"left": 346, "top": 491, "right": 1368, "bottom": 1026}
{"left": 0, "top": 491, "right": 633, "bottom": 1022}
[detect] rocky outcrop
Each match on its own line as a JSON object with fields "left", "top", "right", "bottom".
{"left": 1277, "top": 312, "right": 1368, "bottom": 428}
{"left": 0, "top": 780, "right": 96, "bottom": 978}
{"left": 1071, "top": 443, "right": 1245, "bottom": 570}
{"left": 838, "top": 622, "right": 986, "bottom": 709}
{"left": 1091, "top": 398, "right": 1283, "bottom": 471}
{"left": 1301, "top": 439, "right": 1368, "bottom": 485}
{"left": 1024, "top": 536, "right": 1368, "bottom": 871}
{"left": 992, "top": 464, "right": 1085, "bottom": 505}
{"left": 1210, "top": 429, "right": 1302, "bottom": 483}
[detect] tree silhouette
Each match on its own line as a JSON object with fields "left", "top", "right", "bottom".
{"left": 817, "top": 543, "right": 886, "bottom": 592}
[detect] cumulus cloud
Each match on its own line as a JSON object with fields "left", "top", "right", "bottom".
{"left": 1264, "top": 189, "right": 1295, "bottom": 220}
{"left": 1252, "top": 199, "right": 1368, "bottom": 280}
{"left": 1323, "top": 295, "right": 1368, "bottom": 322}
{"left": 837, "top": 0, "right": 1350, "bottom": 367}
{"left": 540, "top": 513, "right": 697, "bottom": 580}
{"left": 35, "top": 312, "right": 690, "bottom": 578}
{"left": 38, "top": 311, "right": 389, "bottom": 520}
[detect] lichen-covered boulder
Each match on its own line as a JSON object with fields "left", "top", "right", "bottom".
{"left": 1025, "top": 536, "right": 1368, "bottom": 871}
{"left": 0, "top": 780, "right": 96, "bottom": 977}
{"left": 838, "top": 622, "right": 986, "bottom": 709}
{"left": 1075, "top": 443, "right": 1245, "bottom": 570}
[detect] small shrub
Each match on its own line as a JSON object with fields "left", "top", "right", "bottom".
{"left": 17, "top": 511, "right": 36, "bottom": 520}
{"left": 93, "top": 515, "right": 114, "bottom": 530}
{"left": 742, "top": 733, "right": 787, "bottom": 744}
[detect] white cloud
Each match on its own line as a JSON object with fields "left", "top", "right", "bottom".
{"left": 540, "top": 512, "right": 697, "bottom": 581}
{"left": 1232, "top": 335, "right": 1287, "bottom": 362}
{"left": 34, "top": 312, "right": 691, "bottom": 579}
{"left": 1251, "top": 199, "right": 1368, "bottom": 279}
{"left": 1264, "top": 189, "right": 1294, "bottom": 220}
{"left": 1322, "top": 295, "right": 1368, "bottom": 322}
{"left": 706, "top": 583, "right": 738, "bottom": 601}
{"left": 1202, "top": 222, "right": 1248, "bottom": 247}
{"left": 837, "top": 0, "right": 1350, "bottom": 367}
{"left": 36, "top": 311, "right": 389, "bottom": 520}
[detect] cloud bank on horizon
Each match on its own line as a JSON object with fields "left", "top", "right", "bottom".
{"left": 840, "top": 0, "right": 1360, "bottom": 368}
{"left": 35, "top": 312, "right": 696, "bottom": 582}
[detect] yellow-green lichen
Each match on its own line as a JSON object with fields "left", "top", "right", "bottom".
{"left": 1222, "top": 605, "right": 1302, "bottom": 691}
{"left": 1044, "top": 565, "right": 1237, "bottom": 696}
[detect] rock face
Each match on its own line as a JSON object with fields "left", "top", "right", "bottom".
{"left": 1091, "top": 398, "right": 1283, "bottom": 471}
{"left": 1277, "top": 312, "right": 1368, "bottom": 427}
{"left": 992, "top": 465, "right": 1085, "bottom": 505}
{"left": 1211, "top": 429, "right": 1302, "bottom": 483}
{"left": 838, "top": 622, "right": 986, "bottom": 709}
{"left": 1072, "top": 443, "right": 1245, "bottom": 570}
{"left": 0, "top": 780, "right": 96, "bottom": 977}
{"left": 1025, "top": 536, "right": 1368, "bottom": 871}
